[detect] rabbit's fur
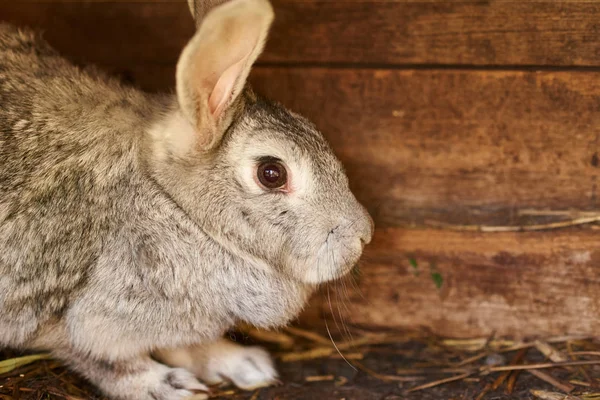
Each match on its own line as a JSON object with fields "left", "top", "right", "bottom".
{"left": 0, "top": 0, "right": 373, "bottom": 398}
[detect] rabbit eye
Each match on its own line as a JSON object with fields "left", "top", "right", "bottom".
{"left": 257, "top": 161, "right": 287, "bottom": 190}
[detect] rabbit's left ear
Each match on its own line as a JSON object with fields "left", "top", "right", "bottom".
{"left": 176, "top": 0, "right": 273, "bottom": 151}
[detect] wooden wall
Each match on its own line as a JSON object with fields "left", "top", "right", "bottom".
{"left": 2, "top": 1, "right": 600, "bottom": 338}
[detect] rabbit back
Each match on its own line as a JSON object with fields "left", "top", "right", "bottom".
{"left": 0, "top": 23, "right": 157, "bottom": 347}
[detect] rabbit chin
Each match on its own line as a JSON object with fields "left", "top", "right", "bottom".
{"left": 287, "top": 239, "right": 363, "bottom": 284}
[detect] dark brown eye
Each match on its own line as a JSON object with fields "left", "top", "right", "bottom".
{"left": 257, "top": 161, "right": 287, "bottom": 190}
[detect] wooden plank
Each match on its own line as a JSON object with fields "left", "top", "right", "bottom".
{"left": 88, "top": 65, "right": 600, "bottom": 228}
{"left": 315, "top": 227, "right": 600, "bottom": 338}
{"left": 107, "top": 64, "right": 600, "bottom": 337}
{"left": 0, "top": 2, "right": 194, "bottom": 67}
{"left": 264, "top": 0, "right": 600, "bottom": 66}
{"left": 1, "top": 1, "right": 599, "bottom": 67}
{"left": 3, "top": 59, "right": 595, "bottom": 227}
{"left": 249, "top": 68, "right": 600, "bottom": 227}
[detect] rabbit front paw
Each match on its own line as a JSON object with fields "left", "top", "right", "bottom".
{"left": 148, "top": 367, "right": 210, "bottom": 400}
{"left": 204, "top": 345, "right": 279, "bottom": 390}
{"left": 53, "top": 349, "right": 210, "bottom": 400}
{"left": 156, "top": 339, "right": 279, "bottom": 391}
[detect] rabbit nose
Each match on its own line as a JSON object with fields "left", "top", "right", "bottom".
{"left": 359, "top": 210, "right": 374, "bottom": 245}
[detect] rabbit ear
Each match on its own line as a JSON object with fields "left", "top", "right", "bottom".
{"left": 187, "top": 0, "right": 233, "bottom": 28}
{"left": 176, "top": 0, "right": 273, "bottom": 151}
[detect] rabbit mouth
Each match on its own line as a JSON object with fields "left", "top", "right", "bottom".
{"left": 291, "top": 234, "right": 364, "bottom": 285}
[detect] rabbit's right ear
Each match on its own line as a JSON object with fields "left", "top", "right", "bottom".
{"left": 175, "top": 0, "right": 274, "bottom": 152}
{"left": 187, "top": 0, "right": 232, "bottom": 28}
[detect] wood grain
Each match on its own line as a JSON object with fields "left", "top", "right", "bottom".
{"left": 82, "top": 65, "right": 600, "bottom": 228}
{"left": 1, "top": 1, "right": 599, "bottom": 67}
{"left": 318, "top": 227, "right": 600, "bottom": 338}
{"left": 264, "top": 0, "right": 600, "bottom": 67}
{"left": 4, "top": 51, "right": 596, "bottom": 228}
{"left": 249, "top": 68, "right": 600, "bottom": 227}
{"left": 0, "top": 2, "right": 194, "bottom": 67}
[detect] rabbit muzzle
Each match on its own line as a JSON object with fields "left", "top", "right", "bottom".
{"left": 294, "top": 199, "right": 374, "bottom": 284}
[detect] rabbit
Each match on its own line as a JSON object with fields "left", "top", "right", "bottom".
{"left": 0, "top": 0, "right": 374, "bottom": 398}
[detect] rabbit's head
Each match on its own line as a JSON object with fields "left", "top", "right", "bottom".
{"left": 149, "top": 0, "right": 373, "bottom": 284}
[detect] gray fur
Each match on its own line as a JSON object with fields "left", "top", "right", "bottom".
{"left": 0, "top": 3, "right": 372, "bottom": 399}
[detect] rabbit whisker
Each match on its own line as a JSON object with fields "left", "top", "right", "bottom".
{"left": 332, "top": 251, "right": 353, "bottom": 343}
{"left": 325, "top": 285, "right": 356, "bottom": 371}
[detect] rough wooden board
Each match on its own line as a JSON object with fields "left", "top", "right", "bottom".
{"left": 3, "top": 53, "right": 597, "bottom": 227}
{"left": 0, "top": 2, "right": 194, "bottom": 66}
{"left": 264, "top": 0, "right": 600, "bottom": 67}
{"left": 249, "top": 68, "right": 600, "bottom": 226}
{"left": 70, "top": 65, "right": 600, "bottom": 226}
{"left": 43, "top": 64, "right": 599, "bottom": 227}
{"left": 318, "top": 227, "right": 600, "bottom": 338}
{"left": 1, "top": 1, "right": 600, "bottom": 67}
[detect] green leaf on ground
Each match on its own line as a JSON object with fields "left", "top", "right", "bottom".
{"left": 0, "top": 354, "right": 51, "bottom": 375}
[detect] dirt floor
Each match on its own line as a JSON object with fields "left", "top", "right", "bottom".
{"left": 1, "top": 327, "right": 599, "bottom": 400}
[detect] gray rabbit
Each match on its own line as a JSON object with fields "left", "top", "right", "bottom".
{"left": 0, "top": 0, "right": 373, "bottom": 398}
